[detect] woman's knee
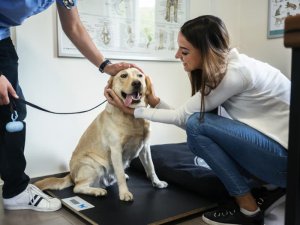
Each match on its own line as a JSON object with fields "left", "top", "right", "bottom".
{"left": 186, "top": 113, "right": 202, "bottom": 136}
{"left": 186, "top": 112, "right": 216, "bottom": 136}
{"left": 186, "top": 113, "right": 210, "bottom": 156}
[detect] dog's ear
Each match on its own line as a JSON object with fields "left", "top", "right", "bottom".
{"left": 107, "top": 76, "right": 114, "bottom": 89}
{"left": 144, "top": 75, "right": 153, "bottom": 107}
{"left": 145, "top": 75, "right": 152, "bottom": 96}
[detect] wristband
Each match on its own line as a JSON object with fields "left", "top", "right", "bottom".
{"left": 99, "top": 59, "right": 112, "bottom": 73}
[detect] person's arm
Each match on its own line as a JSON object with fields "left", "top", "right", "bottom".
{"left": 56, "top": 4, "right": 140, "bottom": 75}
{"left": 105, "top": 84, "right": 199, "bottom": 129}
{"left": 0, "top": 73, "right": 18, "bottom": 105}
{"left": 134, "top": 69, "right": 247, "bottom": 128}
{"left": 105, "top": 68, "right": 247, "bottom": 128}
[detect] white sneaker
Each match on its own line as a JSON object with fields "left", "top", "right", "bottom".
{"left": 3, "top": 184, "right": 61, "bottom": 212}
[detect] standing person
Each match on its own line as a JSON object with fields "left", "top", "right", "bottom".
{"left": 0, "top": 0, "right": 138, "bottom": 212}
{"left": 105, "top": 15, "right": 289, "bottom": 225}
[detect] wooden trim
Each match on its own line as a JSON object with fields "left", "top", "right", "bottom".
{"left": 284, "top": 15, "right": 300, "bottom": 225}
{"left": 284, "top": 15, "right": 300, "bottom": 48}
{"left": 285, "top": 48, "right": 300, "bottom": 225}
{"left": 148, "top": 206, "right": 217, "bottom": 225}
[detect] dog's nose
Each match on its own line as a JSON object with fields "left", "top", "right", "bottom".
{"left": 131, "top": 81, "right": 141, "bottom": 90}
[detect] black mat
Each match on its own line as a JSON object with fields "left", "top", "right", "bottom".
{"left": 47, "top": 169, "right": 216, "bottom": 225}
{"left": 131, "top": 143, "right": 229, "bottom": 201}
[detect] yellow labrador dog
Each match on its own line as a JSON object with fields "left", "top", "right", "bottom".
{"left": 35, "top": 68, "right": 168, "bottom": 201}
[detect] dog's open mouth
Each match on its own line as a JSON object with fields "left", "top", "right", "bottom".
{"left": 121, "top": 91, "right": 142, "bottom": 107}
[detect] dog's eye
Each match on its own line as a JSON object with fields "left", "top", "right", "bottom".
{"left": 137, "top": 74, "right": 143, "bottom": 78}
{"left": 120, "top": 73, "right": 128, "bottom": 78}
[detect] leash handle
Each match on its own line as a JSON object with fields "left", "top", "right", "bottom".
{"left": 14, "top": 97, "right": 107, "bottom": 115}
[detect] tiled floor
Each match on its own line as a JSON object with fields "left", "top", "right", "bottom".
{"left": 0, "top": 184, "right": 285, "bottom": 225}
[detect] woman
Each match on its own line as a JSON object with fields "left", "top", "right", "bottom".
{"left": 105, "top": 15, "right": 289, "bottom": 225}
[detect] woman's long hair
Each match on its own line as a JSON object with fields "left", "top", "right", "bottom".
{"left": 181, "top": 15, "right": 230, "bottom": 114}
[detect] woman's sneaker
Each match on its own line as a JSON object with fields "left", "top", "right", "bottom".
{"left": 252, "top": 187, "right": 286, "bottom": 215}
{"left": 3, "top": 184, "right": 61, "bottom": 212}
{"left": 202, "top": 204, "right": 264, "bottom": 225}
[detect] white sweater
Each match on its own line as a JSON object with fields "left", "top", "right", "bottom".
{"left": 135, "top": 48, "right": 290, "bottom": 149}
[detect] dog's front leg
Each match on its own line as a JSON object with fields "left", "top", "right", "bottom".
{"left": 110, "top": 146, "right": 133, "bottom": 201}
{"left": 139, "top": 143, "right": 168, "bottom": 189}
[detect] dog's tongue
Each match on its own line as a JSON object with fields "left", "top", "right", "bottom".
{"left": 124, "top": 95, "right": 133, "bottom": 107}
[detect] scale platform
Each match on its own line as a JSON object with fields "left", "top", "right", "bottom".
{"left": 47, "top": 169, "right": 216, "bottom": 225}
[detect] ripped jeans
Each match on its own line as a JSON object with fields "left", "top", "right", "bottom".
{"left": 186, "top": 113, "right": 287, "bottom": 197}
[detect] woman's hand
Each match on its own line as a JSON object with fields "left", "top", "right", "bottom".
{"left": 145, "top": 76, "right": 160, "bottom": 108}
{"left": 0, "top": 74, "right": 18, "bottom": 105}
{"left": 104, "top": 85, "right": 134, "bottom": 115}
{"left": 104, "top": 62, "right": 143, "bottom": 76}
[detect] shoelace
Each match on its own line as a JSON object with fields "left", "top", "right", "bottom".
{"left": 257, "top": 197, "right": 264, "bottom": 206}
{"left": 213, "top": 209, "right": 237, "bottom": 218}
{"left": 27, "top": 184, "right": 52, "bottom": 204}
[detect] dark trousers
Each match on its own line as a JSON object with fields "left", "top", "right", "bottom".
{"left": 0, "top": 37, "right": 30, "bottom": 198}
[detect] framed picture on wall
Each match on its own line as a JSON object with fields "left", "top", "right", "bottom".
{"left": 268, "top": 0, "right": 300, "bottom": 39}
{"left": 57, "top": 0, "right": 190, "bottom": 61}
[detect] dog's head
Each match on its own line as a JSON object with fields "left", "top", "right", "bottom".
{"left": 108, "top": 68, "right": 151, "bottom": 108}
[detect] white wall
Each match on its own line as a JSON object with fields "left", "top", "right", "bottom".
{"left": 14, "top": 0, "right": 291, "bottom": 178}
{"left": 239, "top": 0, "right": 291, "bottom": 78}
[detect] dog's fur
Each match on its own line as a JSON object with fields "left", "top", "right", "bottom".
{"left": 35, "top": 68, "right": 167, "bottom": 201}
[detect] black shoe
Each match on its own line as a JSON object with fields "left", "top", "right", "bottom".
{"left": 252, "top": 187, "right": 286, "bottom": 215}
{"left": 202, "top": 205, "right": 264, "bottom": 225}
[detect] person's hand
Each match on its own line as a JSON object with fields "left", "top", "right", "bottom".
{"left": 104, "top": 62, "right": 143, "bottom": 76}
{"left": 0, "top": 74, "right": 18, "bottom": 105}
{"left": 145, "top": 76, "right": 160, "bottom": 108}
{"left": 104, "top": 84, "right": 134, "bottom": 115}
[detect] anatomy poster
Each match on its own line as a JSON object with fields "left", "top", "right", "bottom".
{"left": 268, "top": 0, "right": 300, "bottom": 38}
{"left": 57, "top": 0, "right": 190, "bottom": 61}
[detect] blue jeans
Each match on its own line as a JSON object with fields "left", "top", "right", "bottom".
{"left": 186, "top": 113, "right": 287, "bottom": 197}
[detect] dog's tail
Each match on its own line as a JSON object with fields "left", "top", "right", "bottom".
{"left": 34, "top": 174, "right": 73, "bottom": 191}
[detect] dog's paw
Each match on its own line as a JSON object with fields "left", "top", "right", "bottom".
{"left": 73, "top": 186, "right": 107, "bottom": 197}
{"left": 119, "top": 191, "right": 133, "bottom": 201}
{"left": 153, "top": 180, "right": 168, "bottom": 189}
{"left": 94, "top": 188, "right": 108, "bottom": 197}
